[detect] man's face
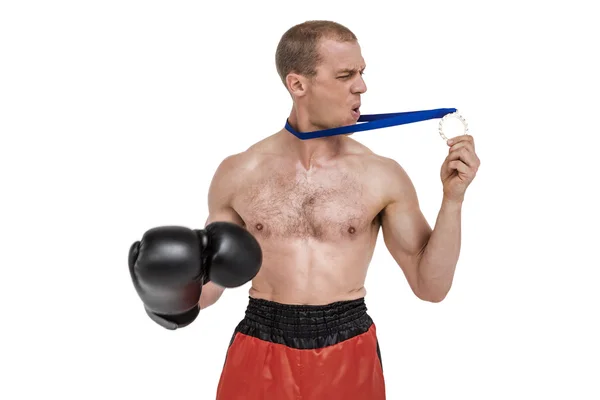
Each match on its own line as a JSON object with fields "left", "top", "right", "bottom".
{"left": 305, "top": 39, "right": 367, "bottom": 130}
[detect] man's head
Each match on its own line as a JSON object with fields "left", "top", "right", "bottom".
{"left": 276, "top": 20, "right": 367, "bottom": 131}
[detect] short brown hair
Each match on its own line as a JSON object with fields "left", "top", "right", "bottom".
{"left": 275, "top": 20, "right": 357, "bottom": 89}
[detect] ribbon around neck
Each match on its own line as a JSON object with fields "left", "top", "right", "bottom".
{"left": 285, "top": 107, "right": 458, "bottom": 140}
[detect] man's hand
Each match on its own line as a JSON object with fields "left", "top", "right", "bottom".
{"left": 440, "top": 134, "right": 480, "bottom": 203}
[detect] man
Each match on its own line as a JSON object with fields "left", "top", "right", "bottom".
{"left": 129, "top": 20, "right": 480, "bottom": 399}
{"left": 200, "top": 20, "right": 480, "bottom": 399}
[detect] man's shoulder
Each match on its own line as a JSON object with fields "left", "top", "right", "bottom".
{"left": 343, "top": 139, "right": 414, "bottom": 202}
{"left": 213, "top": 140, "right": 274, "bottom": 181}
{"left": 214, "top": 150, "right": 260, "bottom": 178}
{"left": 344, "top": 137, "right": 405, "bottom": 173}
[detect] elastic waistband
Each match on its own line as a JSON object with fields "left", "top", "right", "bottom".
{"left": 233, "top": 297, "right": 373, "bottom": 348}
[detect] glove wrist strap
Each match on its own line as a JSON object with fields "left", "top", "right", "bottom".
{"left": 194, "top": 229, "right": 211, "bottom": 285}
{"left": 144, "top": 305, "right": 200, "bottom": 330}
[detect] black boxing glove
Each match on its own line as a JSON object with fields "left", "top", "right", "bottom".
{"left": 196, "top": 221, "right": 262, "bottom": 288}
{"left": 129, "top": 226, "right": 204, "bottom": 330}
{"left": 129, "top": 222, "right": 262, "bottom": 330}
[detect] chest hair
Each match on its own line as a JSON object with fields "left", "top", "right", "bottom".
{"left": 238, "top": 168, "right": 378, "bottom": 241}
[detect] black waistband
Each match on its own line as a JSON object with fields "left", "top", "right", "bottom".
{"left": 233, "top": 297, "right": 374, "bottom": 349}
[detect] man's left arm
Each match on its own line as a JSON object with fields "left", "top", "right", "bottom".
{"left": 380, "top": 135, "right": 480, "bottom": 302}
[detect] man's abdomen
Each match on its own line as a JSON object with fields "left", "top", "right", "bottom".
{"left": 248, "top": 237, "right": 375, "bottom": 305}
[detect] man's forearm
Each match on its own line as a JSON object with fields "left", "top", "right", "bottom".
{"left": 417, "top": 197, "right": 463, "bottom": 302}
{"left": 199, "top": 282, "right": 226, "bottom": 310}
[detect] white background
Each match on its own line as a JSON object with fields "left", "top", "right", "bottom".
{"left": 1, "top": 0, "right": 599, "bottom": 399}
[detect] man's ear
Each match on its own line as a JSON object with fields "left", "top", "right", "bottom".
{"left": 286, "top": 73, "right": 308, "bottom": 97}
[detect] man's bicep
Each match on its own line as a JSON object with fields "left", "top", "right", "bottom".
{"left": 381, "top": 201, "right": 431, "bottom": 265}
{"left": 205, "top": 154, "right": 245, "bottom": 227}
{"left": 205, "top": 207, "right": 245, "bottom": 227}
{"left": 380, "top": 161, "right": 432, "bottom": 295}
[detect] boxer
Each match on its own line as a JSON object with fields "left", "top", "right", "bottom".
{"left": 130, "top": 20, "right": 480, "bottom": 399}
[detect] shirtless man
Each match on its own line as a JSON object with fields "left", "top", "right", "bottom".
{"left": 129, "top": 20, "right": 480, "bottom": 399}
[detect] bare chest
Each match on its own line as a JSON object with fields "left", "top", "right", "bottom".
{"left": 233, "top": 166, "right": 382, "bottom": 241}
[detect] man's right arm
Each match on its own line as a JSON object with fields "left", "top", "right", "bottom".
{"left": 199, "top": 154, "right": 246, "bottom": 310}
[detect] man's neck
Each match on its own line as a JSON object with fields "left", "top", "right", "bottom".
{"left": 278, "top": 130, "right": 342, "bottom": 170}
{"left": 282, "top": 112, "right": 344, "bottom": 170}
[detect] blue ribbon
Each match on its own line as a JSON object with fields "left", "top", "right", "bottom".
{"left": 285, "top": 107, "right": 457, "bottom": 140}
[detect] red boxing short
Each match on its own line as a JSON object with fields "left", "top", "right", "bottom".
{"left": 216, "top": 297, "right": 386, "bottom": 399}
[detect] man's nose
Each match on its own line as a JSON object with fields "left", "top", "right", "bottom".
{"left": 352, "top": 75, "right": 367, "bottom": 94}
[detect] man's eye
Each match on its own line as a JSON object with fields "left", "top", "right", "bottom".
{"left": 338, "top": 75, "right": 351, "bottom": 79}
